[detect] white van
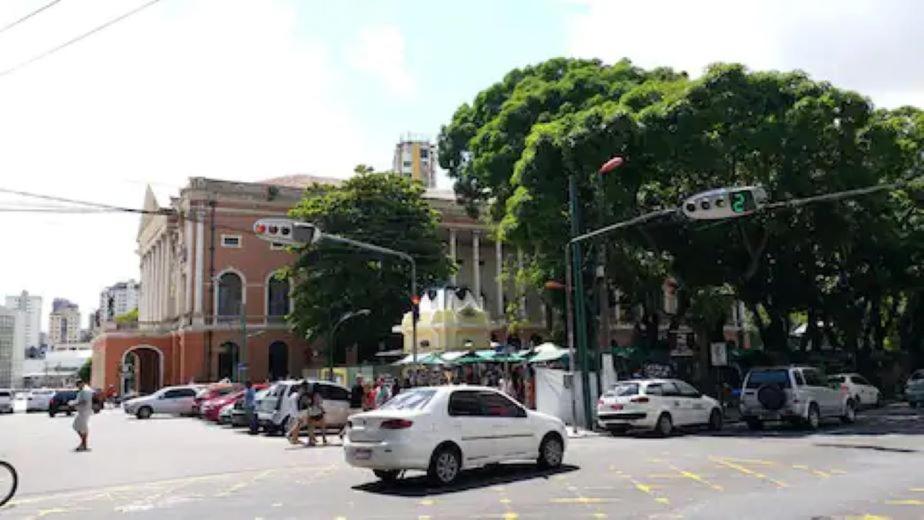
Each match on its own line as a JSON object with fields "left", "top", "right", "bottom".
{"left": 739, "top": 366, "right": 855, "bottom": 430}
{"left": 256, "top": 380, "right": 351, "bottom": 434}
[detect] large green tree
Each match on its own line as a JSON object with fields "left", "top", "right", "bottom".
{"left": 287, "top": 173, "right": 453, "bottom": 361}
{"left": 440, "top": 57, "right": 923, "bottom": 365}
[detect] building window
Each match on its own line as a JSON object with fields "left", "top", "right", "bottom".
{"left": 221, "top": 234, "right": 241, "bottom": 248}
{"left": 216, "top": 272, "right": 243, "bottom": 321}
{"left": 419, "top": 149, "right": 429, "bottom": 158}
{"left": 267, "top": 276, "right": 290, "bottom": 322}
{"left": 403, "top": 161, "right": 412, "bottom": 168}
{"left": 268, "top": 341, "right": 288, "bottom": 381}
{"left": 270, "top": 242, "right": 286, "bottom": 251}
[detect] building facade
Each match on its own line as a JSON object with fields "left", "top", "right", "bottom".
{"left": 92, "top": 174, "right": 749, "bottom": 394}
{"left": 98, "top": 280, "right": 140, "bottom": 322}
{"left": 5, "top": 291, "right": 42, "bottom": 350}
{"left": 393, "top": 136, "right": 437, "bottom": 188}
{"left": 0, "top": 305, "right": 25, "bottom": 388}
{"left": 48, "top": 299, "right": 81, "bottom": 346}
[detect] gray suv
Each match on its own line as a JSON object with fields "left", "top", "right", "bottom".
{"left": 739, "top": 366, "right": 855, "bottom": 430}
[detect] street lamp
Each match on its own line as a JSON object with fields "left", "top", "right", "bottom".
{"left": 566, "top": 155, "right": 624, "bottom": 430}
{"left": 328, "top": 309, "right": 371, "bottom": 382}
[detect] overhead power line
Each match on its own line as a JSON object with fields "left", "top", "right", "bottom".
{"left": 0, "top": 0, "right": 164, "bottom": 79}
{"left": 0, "top": 0, "right": 64, "bottom": 36}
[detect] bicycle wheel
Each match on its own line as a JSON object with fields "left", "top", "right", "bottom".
{"left": 0, "top": 460, "right": 17, "bottom": 507}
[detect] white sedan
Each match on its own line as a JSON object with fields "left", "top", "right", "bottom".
{"left": 829, "top": 373, "right": 881, "bottom": 408}
{"left": 343, "top": 386, "right": 567, "bottom": 485}
{"left": 596, "top": 379, "right": 723, "bottom": 436}
{"left": 123, "top": 385, "right": 199, "bottom": 419}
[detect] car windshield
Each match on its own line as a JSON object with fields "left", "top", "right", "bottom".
{"left": 605, "top": 383, "right": 640, "bottom": 397}
{"left": 746, "top": 370, "right": 792, "bottom": 389}
{"left": 379, "top": 389, "right": 436, "bottom": 411}
{"left": 912, "top": 372, "right": 924, "bottom": 380}
{"left": 0, "top": 391, "right": 10, "bottom": 397}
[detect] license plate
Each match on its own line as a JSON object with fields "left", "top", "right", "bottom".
{"left": 354, "top": 449, "right": 372, "bottom": 460}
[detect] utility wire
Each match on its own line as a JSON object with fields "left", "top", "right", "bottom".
{"left": 0, "top": 0, "right": 63, "bottom": 36}
{"left": 0, "top": 0, "right": 164, "bottom": 79}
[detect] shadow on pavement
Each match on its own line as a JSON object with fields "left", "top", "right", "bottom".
{"left": 353, "top": 463, "right": 579, "bottom": 497}
{"left": 687, "top": 404, "right": 924, "bottom": 440}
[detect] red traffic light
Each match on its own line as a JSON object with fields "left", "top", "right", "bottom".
{"left": 254, "top": 223, "right": 266, "bottom": 234}
{"left": 599, "top": 156, "right": 625, "bottom": 174}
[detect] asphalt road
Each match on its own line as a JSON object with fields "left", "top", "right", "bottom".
{"left": 1, "top": 404, "right": 924, "bottom": 519}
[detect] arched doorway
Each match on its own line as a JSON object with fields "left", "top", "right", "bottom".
{"left": 268, "top": 341, "right": 288, "bottom": 381}
{"left": 217, "top": 342, "right": 240, "bottom": 381}
{"left": 121, "top": 346, "right": 163, "bottom": 395}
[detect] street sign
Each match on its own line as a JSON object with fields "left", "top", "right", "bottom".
{"left": 710, "top": 342, "right": 728, "bottom": 366}
{"left": 253, "top": 218, "right": 321, "bottom": 246}
{"left": 682, "top": 186, "right": 767, "bottom": 220}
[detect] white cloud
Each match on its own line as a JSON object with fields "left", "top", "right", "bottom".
{"left": 0, "top": 0, "right": 369, "bottom": 319}
{"left": 346, "top": 24, "right": 416, "bottom": 97}
{"left": 566, "top": 0, "right": 923, "bottom": 108}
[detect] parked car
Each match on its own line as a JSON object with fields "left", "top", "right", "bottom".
{"left": 344, "top": 386, "right": 567, "bottom": 486}
{"left": 49, "top": 389, "right": 103, "bottom": 417}
{"left": 202, "top": 384, "right": 268, "bottom": 422}
{"left": 232, "top": 388, "right": 269, "bottom": 427}
{"left": 828, "top": 373, "right": 881, "bottom": 408}
{"left": 122, "top": 385, "right": 199, "bottom": 419}
{"left": 257, "top": 380, "right": 351, "bottom": 434}
{"left": 596, "top": 379, "right": 723, "bottom": 436}
{"left": 906, "top": 379, "right": 924, "bottom": 408}
{"left": 218, "top": 402, "right": 235, "bottom": 425}
{"left": 25, "top": 389, "right": 56, "bottom": 412}
{"left": 192, "top": 384, "right": 241, "bottom": 416}
{"left": 0, "top": 389, "right": 13, "bottom": 414}
{"left": 739, "top": 366, "right": 855, "bottom": 430}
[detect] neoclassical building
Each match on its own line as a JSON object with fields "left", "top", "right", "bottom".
{"left": 91, "top": 176, "right": 547, "bottom": 393}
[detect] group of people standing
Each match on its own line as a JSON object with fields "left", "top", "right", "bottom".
{"left": 283, "top": 382, "right": 328, "bottom": 446}
{"left": 351, "top": 376, "right": 398, "bottom": 412}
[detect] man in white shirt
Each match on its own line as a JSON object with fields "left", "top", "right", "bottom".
{"left": 71, "top": 380, "right": 95, "bottom": 452}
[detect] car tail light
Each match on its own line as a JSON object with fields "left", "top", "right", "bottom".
{"left": 630, "top": 396, "right": 650, "bottom": 403}
{"left": 610, "top": 403, "right": 624, "bottom": 410}
{"left": 380, "top": 419, "right": 413, "bottom": 429}
{"left": 597, "top": 398, "right": 604, "bottom": 406}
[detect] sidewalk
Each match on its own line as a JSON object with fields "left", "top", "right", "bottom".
{"left": 566, "top": 426, "right": 602, "bottom": 439}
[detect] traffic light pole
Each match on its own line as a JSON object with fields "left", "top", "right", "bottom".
{"left": 568, "top": 174, "right": 593, "bottom": 430}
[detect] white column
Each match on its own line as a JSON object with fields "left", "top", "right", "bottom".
{"left": 449, "top": 228, "right": 457, "bottom": 285}
{"left": 154, "top": 239, "right": 162, "bottom": 322}
{"left": 517, "top": 248, "right": 527, "bottom": 320}
{"left": 185, "top": 220, "right": 194, "bottom": 318}
{"left": 194, "top": 213, "right": 205, "bottom": 322}
{"left": 141, "top": 253, "right": 148, "bottom": 322}
{"left": 472, "top": 231, "right": 481, "bottom": 305}
{"left": 495, "top": 239, "right": 504, "bottom": 318}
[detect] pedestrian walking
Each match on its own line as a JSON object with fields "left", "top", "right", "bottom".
{"left": 362, "top": 381, "right": 375, "bottom": 411}
{"left": 243, "top": 381, "right": 258, "bottom": 434}
{"left": 285, "top": 383, "right": 305, "bottom": 445}
{"left": 374, "top": 377, "right": 391, "bottom": 408}
{"left": 305, "top": 384, "right": 327, "bottom": 446}
{"left": 70, "top": 379, "right": 94, "bottom": 452}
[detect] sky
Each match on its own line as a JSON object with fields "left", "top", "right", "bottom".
{"left": 0, "top": 0, "right": 919, "bottom": 331}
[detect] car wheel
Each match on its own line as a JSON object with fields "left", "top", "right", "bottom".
{"left": 806, "top": 403, "right": 821, "bottom": 430}
{"left": 428, "top": 444, "right": 462, "bottom": 486}
{"left": 538, "top": 433, "right": 564, "bottom": 469}
{"left": 708, "top": 409, "right": 723, "bottom": 431}
{"left": 654, "top": 413, "right": 673, "bottom": 437}
{"left": 875, "top": 394, "right": 882, "bottom": 408}
{"left": 841, "top": 400, "right": 856, "bottom": 424}
{"left": 136, "top": 407, "right": 153, "bottom": 420}
{"left": 745, "top": 418, "right": 763, "bottom": 431}
{"left": 48, "top": 410, "right": 55, "bottom": 418}
{"left": 373, "top": 469, "right": 400, "bottom": 483}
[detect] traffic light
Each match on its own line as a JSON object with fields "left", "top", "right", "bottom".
{"left": 253, "top": 218, "right": 321, "bottom": 245}
{"left": 682, "top": 186, "right": 767, "bottom": 220}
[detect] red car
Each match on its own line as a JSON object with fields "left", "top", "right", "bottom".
{"left": 201, "top": 384, "right": 268, "bottom": 422}
{"left": 192, "top": 384, "right": 241, "bottom": 416}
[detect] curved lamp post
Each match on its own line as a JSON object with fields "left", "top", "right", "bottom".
{"left": 328, "top": 309, "right": 371, "bottom": 382}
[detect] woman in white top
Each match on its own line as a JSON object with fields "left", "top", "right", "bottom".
{"left": 284, "top": 385, "right": 302, "bottom": 445}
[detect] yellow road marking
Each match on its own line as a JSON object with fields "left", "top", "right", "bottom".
{"left": 910, "top": 488, "right": 924, "bottom": 492}
{"left": 721, "top": 457, "right": 776, "bottom": 466}
{"left": 886, "top": 499, "right": 924, "bottom": 506}
{"left": 419, "top": 516, "right": 432, "bottom": 520}
{"left": 419, "top": 499, "right": 435, "bottom": 506}
{"left": 711, "top": 457, "right": 788, "bottom": 489}
{"left": 36, "top": 508, "right": 70, "bottom": 517}
{"left": 791, "top": 464, "right": 830, "bottom": 478}
{"left": 550, "top": 497, "right": 607, "bottom": 504}
{"left": 499, "top": 498, "right": 511, "bottom": 504}
{"left": 667, "top": 464, "right": 723, "bottom": 491}
{"left": 502, "top": 513, "right": 519, "bottom": 520}
{"left": 592, "top": 514, "right": 608, "bottom": 519}
{"left": 829, "top": 469, "right": 848, "bottom": 475}
{"left": 846, "top": 515, "right": 891, "bottom": 520}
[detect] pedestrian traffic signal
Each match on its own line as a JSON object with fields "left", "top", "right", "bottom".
{"left": 681, "top": 186, "right": 767, "bottom": 220}
{"left": 253, "top": 218, "right": 321, "bottom": 245}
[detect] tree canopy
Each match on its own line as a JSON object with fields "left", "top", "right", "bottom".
{"left": 287, "top": 173, "right": 453, "bottom": 361}
{"left": 439, "top": 57, "right": 923, "bottom": 362}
